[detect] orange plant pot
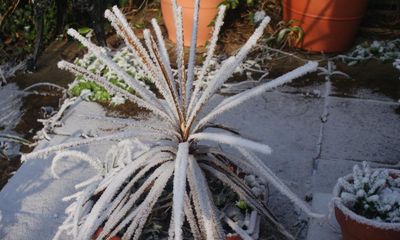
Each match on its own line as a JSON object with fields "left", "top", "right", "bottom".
{"left": 282, "top": 0, "right": 368, "bottom": 53}
{"left": 333, "top": 169, "right": 400, "bottom": 240}
{"left": 334, "top": 203, "right": 400, "bottom": 240}
{"left": 160, "top": 0, "right": 222, "bottom": 47}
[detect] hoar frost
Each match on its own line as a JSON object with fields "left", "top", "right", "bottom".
{"left": 338, "top": 161, "right": 400, "bottom": 223}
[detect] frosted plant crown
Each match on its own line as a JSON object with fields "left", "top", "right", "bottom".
{"left": 23, "top": 1, "right": 322, "bottom": 239}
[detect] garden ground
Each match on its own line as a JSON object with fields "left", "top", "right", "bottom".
{"left": 0, "top": 35, "right": 399, "bottom": 238}
{"left": 0, "top": 3, "right": 399, "bottom": 237}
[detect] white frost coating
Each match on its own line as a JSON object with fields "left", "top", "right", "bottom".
{"left": 151, "top": 19, "right": 173, "bottom": 71}
{"left": 59, "top": 60, "right": 175, "bottom": 124}
{"left": 66, "top": 29, "right": 167, "bottom": 116}
{"left": 183, "top": 193, "right": 202, "bottom": 240}
{"left": 185, "top": 0, "right": 201, "bottom": 107}
{"left": 124, "top": 165, "right": 174, "bottom": 240}
{"left": 187, "top": 17, "right": 271, "bottom": 127}
{"left": 51, "top": 150, "right": 104, "bottom": 179}
{"left": 200, "top": 163, "right": 295, "bottom": 240}
{"left": 102, "top": 163, "right": 173, "bottom": 238}
{"left": 100, "top": 157, "right": 171, "bottom": 236}
{"left": 394, "top": 59, "right": 400, "bottom": 71}
{"left": 224, "top": 216, "right": 253, "bottom": 240}
{"left": 190, "top": 132, "right": 272, "bottom": 155}
{"left": 104, "top": 9, "right": 152, "bottom": 78}
{"left": 51, "top": 5, "right": 323, "bottom": 239}
{"left": 237, "top": 148, "right": 324, "bottom": 219}
{"left": 22, "top": 128, "right": 169, "bottom": 161}
{"left": 151, "top": 19, "right": 180, "bottom": 107}
{"left": 171, "top": 142, "right": 189, "bottom": 240}
{"left": 188, "top": 5, "right": 226, "bottom": 117}
{"left": 108, "top": 6, "right": 160, "bottom": 84}
{"left": 194, "top": 61, "right": 318, "bottom": 132}
{"left": 171, "top": 0, "right": 185, "bottom": 100}
{"left": 188, "top": 158, "right": 223, "bottom": 239}
{"left": 334, "top": 163, "right": 400, "bottom": 227}
{"left": 142, "top": 29, "right": 180, "bottom": 122}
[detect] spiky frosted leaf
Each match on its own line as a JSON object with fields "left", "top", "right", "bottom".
{"left": 171, "top": 142, "right": 189, "bottom": 240}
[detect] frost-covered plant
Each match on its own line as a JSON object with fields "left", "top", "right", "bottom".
{"left": 70, "top": 47, "right": 152, "bottom": 103}
{"left": 338, "top": 39, "right": 400, "bottom": 66}
{"left": 23, "top": 2, "right": 322, "bottom": 239}
{"left": 394, "top": 59, "right": 400, "bottom": 71}
{"left": 337, "top": 162, "right": 400, "bottom": 223}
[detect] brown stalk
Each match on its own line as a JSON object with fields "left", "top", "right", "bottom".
{"left": 147, "top": 33, "right": 186, "bottom": 126}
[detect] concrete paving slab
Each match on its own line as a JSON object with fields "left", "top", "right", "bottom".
{"left": 312, "top": 159, "right": 358, "bottom": 193}
{"left": 0, "top": 101, "right": 122, "bottom": 240}
{"left": 306, "top": 193, "right": 341, "bottom": 240}
{"left": 321, "top": 96, "right": 400, "bottom": 164}
{"left": 216, "top": 91, "right": 323, "bottom": 195}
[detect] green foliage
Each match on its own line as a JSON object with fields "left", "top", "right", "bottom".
{"left": 264, "top": 19, "right": 304, "bottom": 49}
{"left": 0, "top": 1, "right": 57, "bottom": 63}
{"left": 77, "top": 27, "right": 92, "bottom": 35}
{"left": 235, "top": 199, "right": 249, "bottom": 210}
{"left": 220, "top": 0, "right": 255, "bottom": 10}
{"left": 69, "top": 48, "right": 153, "bottom": 104}
{"left": 70, "top": 80, "right": 111, "bottom": 102}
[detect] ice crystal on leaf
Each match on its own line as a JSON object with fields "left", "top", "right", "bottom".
{"left": 22, "top": 2, "right": 321, "bottom": 239}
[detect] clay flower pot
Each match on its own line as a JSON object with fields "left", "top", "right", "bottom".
{"left": 282, "top": 0, "right": 368, "bottom": 53}
{"left": 161, "top": 0, "right": 222, "bottom": 46}
{"left": 333, "top": 170, "right": 400, "bottom": 240}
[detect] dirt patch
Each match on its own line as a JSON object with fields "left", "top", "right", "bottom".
{"left": 332, "top": 60, "right": 400, "bottom": 100}
{"left": 0, "top": 155, "right": 21, "bottom": 190}
{"left": 10, "top": 39, "right": 82, "bottom": 89}
{"left": 98, "top": 100, "right": 150, "bottom": 119}
{"left": 0, "top": 39, "right": 83, "bottom": 190}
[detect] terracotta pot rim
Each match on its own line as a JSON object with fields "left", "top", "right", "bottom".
{"left": 333, "top": 168, "right": 400, "bottom": 231}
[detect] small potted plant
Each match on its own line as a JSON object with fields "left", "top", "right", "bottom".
{"left": 332, "top": 162, "right": 400, "bottom": 240}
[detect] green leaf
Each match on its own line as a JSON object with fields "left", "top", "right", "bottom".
{"left": 134, "top": 23, "right": 145, "bottom": 29}
{"left": 236, "top": 200, "right": 249, "bottom": 210}
{"left": 78, "top": 27, "right": 92, "bottom": 35}
{"left": 276, "top": 29, "right": 291, "bottom": 44}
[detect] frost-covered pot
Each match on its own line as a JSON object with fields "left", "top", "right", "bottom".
{"left": 333, "top": 169, "right": 400, "bottom": 240}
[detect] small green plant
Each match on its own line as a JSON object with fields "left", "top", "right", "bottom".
{"left": 264, "top": 19, "right": 304, "bottom": 48}
{"left": 69, "top": 47, "right": 153, "bottom": 104}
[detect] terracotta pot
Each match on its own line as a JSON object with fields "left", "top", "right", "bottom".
{"left": 333, "top": 170, "right": 400, "bottom": 240}
{"left": 282, "top": 0, "right": 368, "bottom": 53}
{"left": 160, "top": 0, "right": 222, "bottom": 47}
